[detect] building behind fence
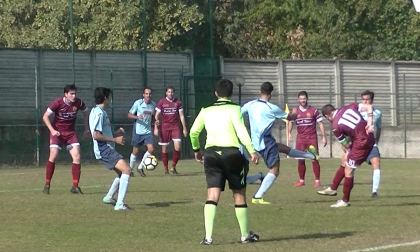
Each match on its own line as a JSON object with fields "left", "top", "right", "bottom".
{"left": 1, "top": 49, "right": 420, "bottom": 166}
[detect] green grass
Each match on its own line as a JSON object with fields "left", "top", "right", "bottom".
{"left": 1, "top": 158, "right": 420, "bottom": 252}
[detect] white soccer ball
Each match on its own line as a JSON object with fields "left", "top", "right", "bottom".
{"left": 143, "top": 156, "right": 158, "bottom": 171}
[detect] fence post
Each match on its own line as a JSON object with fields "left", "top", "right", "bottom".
{"left": 334, "top": 58, "right": 342, "bottom": 107}
{"left": 390, "top": 60, "right": 397, "bottom": 126}
{"left": 403, "top": 74, "right": 407, "bottom": 158}
{"left": 35, "top": 66, "right": 40, "bottom": 166}
{"left": 278, "top": 59, "right": 285, "bottom": 106}
{"left": 329, "top": 75, "right": 333, "bottom": 158}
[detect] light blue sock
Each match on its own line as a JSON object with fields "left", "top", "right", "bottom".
{"left": 138, "top": 151, "right": 151, "bottom": 170}
{"left": 246, "top": 172, "right": 263, "bottom": 184}
{"left": 289, "top": 148, "right": 315, "bottom": 160}
{"left": 106, "top": 177, "right": 120, "bottom": 198}
{"left": 254, "top": 173, "right": 277, "bottom": 198}
{"left": 117, "top": 174, "right": 130, "bottom": 205}
{"left": 372, "top": 169, "right": 380, "bottom": 193}
{"left": 129, "top": 154, "right": 137, "bottom": 170}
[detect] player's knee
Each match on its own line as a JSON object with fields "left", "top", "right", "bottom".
{"left": 370, "top": 158, "right": 380, "bottom": 168}
{"left": 147, "top": 145, "right": 154, "bottom": 153}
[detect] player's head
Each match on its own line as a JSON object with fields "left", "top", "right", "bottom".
{"left": 143, "top": 87, "right": 152, "bottom": 103}
{"left": 63, "top": 84, "right": 77, "bottom": 103}
{"left": 165, "top": 86, "right": 175, "bottom": 100}
{"left": 215, "top": 79, "right": 233, "bottom": 98}
{"left": 94, "top": 87, "right": 112, "bottom": 106}
{"left": 297, "top": 91, "right": 308, "bottom": 107}
{"left": 260, "top": 82, "right": 273, "bottom": 101}
{"left": 361, "top": 90, "right": 374, "bottom": 105}
{"left": 321, "top": 104, "right": 336, "bottom": 122}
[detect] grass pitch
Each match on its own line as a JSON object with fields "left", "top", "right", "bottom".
{"left": 1, "top": 158, "right": 420, "bottom": 252}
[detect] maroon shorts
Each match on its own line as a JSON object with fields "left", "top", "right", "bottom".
{"left": 50, "top": 131, "right": 80, "bottom": 150}
{"left": 158, "top": 126, "right": 181, "bottom": 145}
{"left": 295, "top": 137, "right": 319, "bottom": 154}
{"left": 346, "top": 143, "right": 373, "bottom": 168}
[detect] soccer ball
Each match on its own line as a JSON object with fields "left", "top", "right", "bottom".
{"left": 143, "top": 156, "right": 158, "bottom": 171}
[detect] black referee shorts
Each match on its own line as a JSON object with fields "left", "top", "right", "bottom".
{"left": 204, "top": 147, "right": 249, "bottom": 191}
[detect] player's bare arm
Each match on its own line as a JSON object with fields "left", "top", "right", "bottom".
{"left": 82, "top": 110, "right": 90, "bottom": 138}
{"left": 288, "top": 121, "right": 293, "bottom": 141}
{"left": 179, "top": 110, "right": 188, "bottom": 137}
{"left": 92, "top": 129, "right": 125, "bottom": 145}
{"left": 359, "top": 103, "right": 374, "bottom": 132}
{"left": 127, "top": 112, "right": 142, "bottom": 120}
{"left": 42, "top": 110, "right": 60, "bottom": 136}
{"left": 318, "top": 122, "right": 327, "bottom": 147}
{"left": 154, "top": 110, "right": 161, "bottom": 136}
{"left": 376, "top": 128, "right": 381, "bottom": 144}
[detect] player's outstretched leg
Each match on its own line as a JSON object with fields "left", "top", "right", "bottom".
{"left": 113, "top": 159, "right": 131, "bottom": 211}
{"left": 103, "top": 176, "right": 119, "bottom": 205}
{"left": 137, "top": 151, "right": 152, "bottom": 177}
{"left": 246, "top": 172, "right": 264, "bottom": 184}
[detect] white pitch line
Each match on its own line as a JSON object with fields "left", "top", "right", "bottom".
{"left": 0, "top": 185, "right": 103, "bottom": 193}
{"left": 346, "top": 240, "right": 420, "bottom": 252}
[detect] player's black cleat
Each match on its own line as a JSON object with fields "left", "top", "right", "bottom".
{"left": 171, "top": 168, "right": 178, "bottom": 175}
{"left": 200, "top": 238, "right": 213, "bottom": 245}
{"left": 70, "top": 186, "right": 83, "bottom": 194}
{"left": 130, "top": 171, "right": 135, "bottom": 177}
{"left": 241, "top": 231, "right": 259, "bottom": 243}
{"left": 371, "top": 192, "right": 378, "bottom": 198}
{"left": 165, "top": 170, "right": 170, "bottom": 174}
{"left": 43, "top": 185, "right": 50, "bottom": 195}
{"left": 137, "top": 169, "right": 146, "bottom": 177}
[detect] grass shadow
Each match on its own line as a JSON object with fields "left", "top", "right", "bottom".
{"left": 171, "top": 172, "right": 203, "bottom": 177}
{"left": 83, "top": 189, "right": 172, "bottom": 195}
{"left": 137, "top": 200, "right": 193, "bottom": 208}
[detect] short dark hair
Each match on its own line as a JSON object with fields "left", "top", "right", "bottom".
{"left": 298, "top": 91, "right": 308, "bottom": 98}
{"left": 143, "top": 87, "right": 152, "bottom": 93}
{"left": 94, "top": 87, "right": 112, "bottom": 104}
{"left": 260, "top": 82, "right": 273, "bottom": 95}
{"left": 215, "top": 79, "right": 233, "bottom": 97}
{"left": 64, "top": 84, "right": 77, "bottom": 93}
{"left": 361, "top": 90, "right": 374, "bottom": 100}
{"left": 166, "top": 86, "right": 175, "bottom": 92}
{"left": 321, "top": 104, "right": 335, "bottom": 117}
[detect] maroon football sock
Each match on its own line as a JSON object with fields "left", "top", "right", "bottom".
{"left": 172, "top": 150, "right": 180, "bottom": 169}
{"left": 162, "top": 153, "right": 169, "bottom": 170}
{"left": 298, "top": 161, "right": 306, "bottom": 180}
{"left": 312, "top": 161, "right": 321, "bottom": 181}
{"left": 45, "top": 161, "right": 55, "bottom": 186}
{"left": 342, "top": 176, "right": 354, "bottom": 202}
{"left": 72, "top": 163, "right": 81, "bottom": 187}
{"left": 331, "top": 165, "right": 345, "bottom": 190}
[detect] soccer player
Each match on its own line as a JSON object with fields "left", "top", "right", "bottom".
{"left": 42, "top": 84, "right": 89, "bottom": 195}
{"left": 288, "top": 91, "right": 327, "bottom": 187}
{"left": 127, "top": 87, "right": 156, "bottom": 177}
{"left": 317, "top": 103, "right": 377, "bottom": 207}
{"left": 342, "top": 90, "right": 382, "bottom": 197}
{"left": 89, "top": 87, "right": 131, "bottom": 211}
{"left": 190, "top": 79, "right": 260, "bottom": 245}
{"left": 241, "top": 82, "right": 318, "bottom": 204}
{"left": 154, "top": 86, "right": 188, "bottom": 174}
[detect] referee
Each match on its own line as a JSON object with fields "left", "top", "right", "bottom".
{"left": 190, "top": 79, "right": 259, "bottom": 245}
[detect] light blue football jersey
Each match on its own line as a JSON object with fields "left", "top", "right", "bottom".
{"left": 89, "top": 106, "right": 114, "bottom": 159}
{"left": 129, "top": 99, "right": 156, "bottom": 135}
{"left": 241, "top": 99, "right": 288, "bottom": 151}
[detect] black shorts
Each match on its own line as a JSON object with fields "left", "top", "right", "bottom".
{"left": 204, "top": 147, "right": 249, "bottom": 191}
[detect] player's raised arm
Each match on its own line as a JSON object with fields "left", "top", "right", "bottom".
{"left": 358, "top": 103, "right": 374, "bottom": 131}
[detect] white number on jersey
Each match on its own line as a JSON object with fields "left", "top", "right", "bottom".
{"left": 252, "top": 108, "right": 262, "bottom": 123}
{"left": 338, "top": 109, "right": 361, "bottom": 129}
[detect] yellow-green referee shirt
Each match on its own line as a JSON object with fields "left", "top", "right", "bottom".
{"left": 189, "top": 98, "right": 255, "bottom": 154}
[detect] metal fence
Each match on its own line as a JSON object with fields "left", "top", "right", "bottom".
{"left": 1, "top": 50, "right": 420, "bottom": 166}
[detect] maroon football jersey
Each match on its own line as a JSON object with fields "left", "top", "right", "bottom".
{"left": 293, "top": 105, "right": 322, "bottom": 140}
{"left": 156, "top": 97, "right": 183, "bottom": 128}
{"left": 331, "top": 103, "right": 375, "bottom": 148}
{"left": 47, "top": 97, "right": 87, "bottom": 132}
